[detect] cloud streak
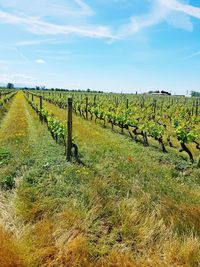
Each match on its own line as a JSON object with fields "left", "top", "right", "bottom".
{"left": 159, "top": 0, "right": 200, "bottom": 19}
{"left": 15, "top": 39, "right": 63, "bottom": 46}
{"left": 35, "top": 59, "right": 46, "bottom": 64}
{"left": 0, "top": 10, "right": 117, "bottom": 39}
{"left": 13, "top": 48, "right": 29, "bottom": 62}
{"left": 186, "top": 50, "right": 200, "bottom": 59}
{"left": 1, "top": 0, "right": 95, "bottom": 19}
{"left": 0, "top": 73, "right": 36, "bottom": 85}
{"left": 118, "top": 0, "right": 200, "bottom": 37}
{"left": 0, "top": 0, "right": 200, "bottom": 41}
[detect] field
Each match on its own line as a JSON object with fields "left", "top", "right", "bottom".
{"left": 0, "top": 90, "right": 200, "bottom": 266}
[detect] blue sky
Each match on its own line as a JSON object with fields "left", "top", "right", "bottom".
{"left": 0, "top": 0, "right": 200, "bottom": 94}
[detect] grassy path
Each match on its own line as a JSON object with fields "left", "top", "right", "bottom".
{"left": 0, "top": 94, "right": 14, "bottom": 124}
{"left": 0, "top": 92, "right": 66, "bottom": 266}
{"left": 0, "top": 92, "right": 200, "bottom": 266}
{"left": 0, "top": 92, "right": 65, "bottom": 189}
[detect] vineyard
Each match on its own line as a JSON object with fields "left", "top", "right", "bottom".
{"left": 0, "top": 90, "right": 200, "bottom": 267}
{"left": 0, "top": 91, "right": 16, "bottom": 122}
{"left": 27, "top": 90, "right": 200, "bottom": 164}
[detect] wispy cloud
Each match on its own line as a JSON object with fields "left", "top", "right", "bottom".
{"left": 0, "top": 73, "right": 36, "bottom": 85}
{"left": 118, "top": 0, "right": 200, "bottom": 37}
{"left": 35, "top": 59, "right": 46, "bottom": 64}
{"left": 15, "top": 39, "right": 64, "bottom": 46}
{"left": 0, "top": 0, "right": 115, "bottom": 40}
{"left": 1, "top": 0, "right": 95, "bottom": 19}
{"left": 0, "top": 10, "right": 116, "bottom": 39}
{"left": 185, "top": 50, "right": 200, "bottom": 59}
{"left": 74, "top": 0, "right": 95, "bottom": 17}
{"left": 159, "top": 0, "right": 200, "bottom": 19}
{"left": 13, "top": 48, "right": 29, "bottom": 62}
{"left": 32, "top": 50, "right": 71, "bottom": 61}
{"left": 118, "top": 1, "right": 168, "bottom": 37}
{"left": 0, "top": 0, "right": 200, "bottom": 41}
{"left": 0, "top": 60, "right": 11, "bottom": 64}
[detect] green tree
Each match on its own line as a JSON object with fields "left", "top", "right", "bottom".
{"left": 191, "top": 91, "right": 200, "bottom": 97}
{"left": 7, "top": 83, "right": 14, "bottom": 89}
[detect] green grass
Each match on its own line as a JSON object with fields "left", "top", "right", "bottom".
{"left": 0, "top": 92, "right": 200, "bottom": 266}
{"left": 0, "top": 97, "right": 12, "bottom": 124}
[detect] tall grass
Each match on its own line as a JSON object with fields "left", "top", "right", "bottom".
{"left": 0, "top": 227, "right": 25, "bottom": 267}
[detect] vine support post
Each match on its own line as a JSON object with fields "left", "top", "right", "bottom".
{"left": 192, "top": 100, "right": 195, "bottom": 116}
{"left": 197, "top": 156, "right": 200, "bottom": 168}
{"left": 94, "top": 95, "right": 96, "bottom": 107}
{"left": 39, "top": 96, "right": 43, "bottom": 110}
{"left": 67, "top": 97, "right": 73, "bottom": 161}
{"left": 116, "top": 97, "right": 118, "bottom": 108}
{"left": 153, "top": 99, "right": 157, "bottom": 114}
{"left": 195, "top": 98, "right": 199, "bottom": 117}
{"left": 32, "top": 94, "right": 34, "bottom": 102}
{"left": 86, "top": 96, "right": 88, "bottom": 120}
{"left": 126, "top": 99, "right": 129, "bottom": 109}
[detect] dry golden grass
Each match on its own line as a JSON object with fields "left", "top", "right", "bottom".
{"left": 0, "top": 227, "right": 25, "bottom": 267}
{"left": 16, "top": 193, "right": 200, "bottom": 267}
{"left": 161, "top": 198, "right": 200, "bottom": 235}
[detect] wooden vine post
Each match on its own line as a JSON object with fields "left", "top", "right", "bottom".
{"left": 192, "top": 100, "right": 195, "bottom": 116}
{"left": 153, "top": 99, "right": 157, "bottom": 114}
{"left": 126, "top": 99, "right": 129, "bottom": 109}
{"left": 195, "top": 98, "right": 199, "bottom": 117}
{"left": 39, "top": 96, "right": 43, "bottom": 110}
{"left": 86, "top": 97, "right": 88, "bottom": 120}
{"left": 116, "top": 97, "right": 118, "bottom": 108}
{"left": 39, "top": 96, "right": 43, "bottom": 121}
{"left": 67, "top": 97, "right": 73, "bottom": 161}
{"left": 94, "top": 95, "right": 96, "bottom": 107}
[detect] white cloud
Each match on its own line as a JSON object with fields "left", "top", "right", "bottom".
{"left": 1, "top": 0, "right": 95, "bottom": 19}
{"left": 159, "top": 0, "right": 200, "bottom": 19}
{"left": 15, "top": 39, "right": 63, "bottom": 46}
{"left": 0, "top": 0, "right": 200, "bottom": 41}
{"left": 118, "top": 0, "right": 200, "bottom": 38}
{"left": 0, "top": 73, "right": 36, "bottom": 85}
{"left": 0, "top": 0, "right": 115, "bottom": 40}
{"left": 74, "top": 0, "right": 95, "bottom": 17}
{"left": 0, "top": 10, "right": 117, "bottom": 40}
{"left": 0, "top": 60, "right": 10, "bottom": 64}
{"left": 186, "top": 50, "right": 200, "bottom": 59}
{"left": 35, "top": 59, "right": 46, "bottom": 64}
{"left": 118, "top": 1, "right": 168, "bottom": 37}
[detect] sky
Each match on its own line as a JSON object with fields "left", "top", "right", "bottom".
{"left": 0, "top": 0, "right": 200, "bottom": 94}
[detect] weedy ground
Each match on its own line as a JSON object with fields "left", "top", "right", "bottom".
{"left": 0, "top": 91, "right": 200, "bottom": 266}
{"left": 0, "top": 99, "right": 12, "bottom": 123}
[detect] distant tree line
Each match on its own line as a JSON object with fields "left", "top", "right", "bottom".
{"left": 148, "top": 90, "right": 171, "bottom": 95}
{"left": 191, "top": 91, "right": 200, "bottom": 97}
{"left": 23, "top": 86, "right": 104, "bottom": 94}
